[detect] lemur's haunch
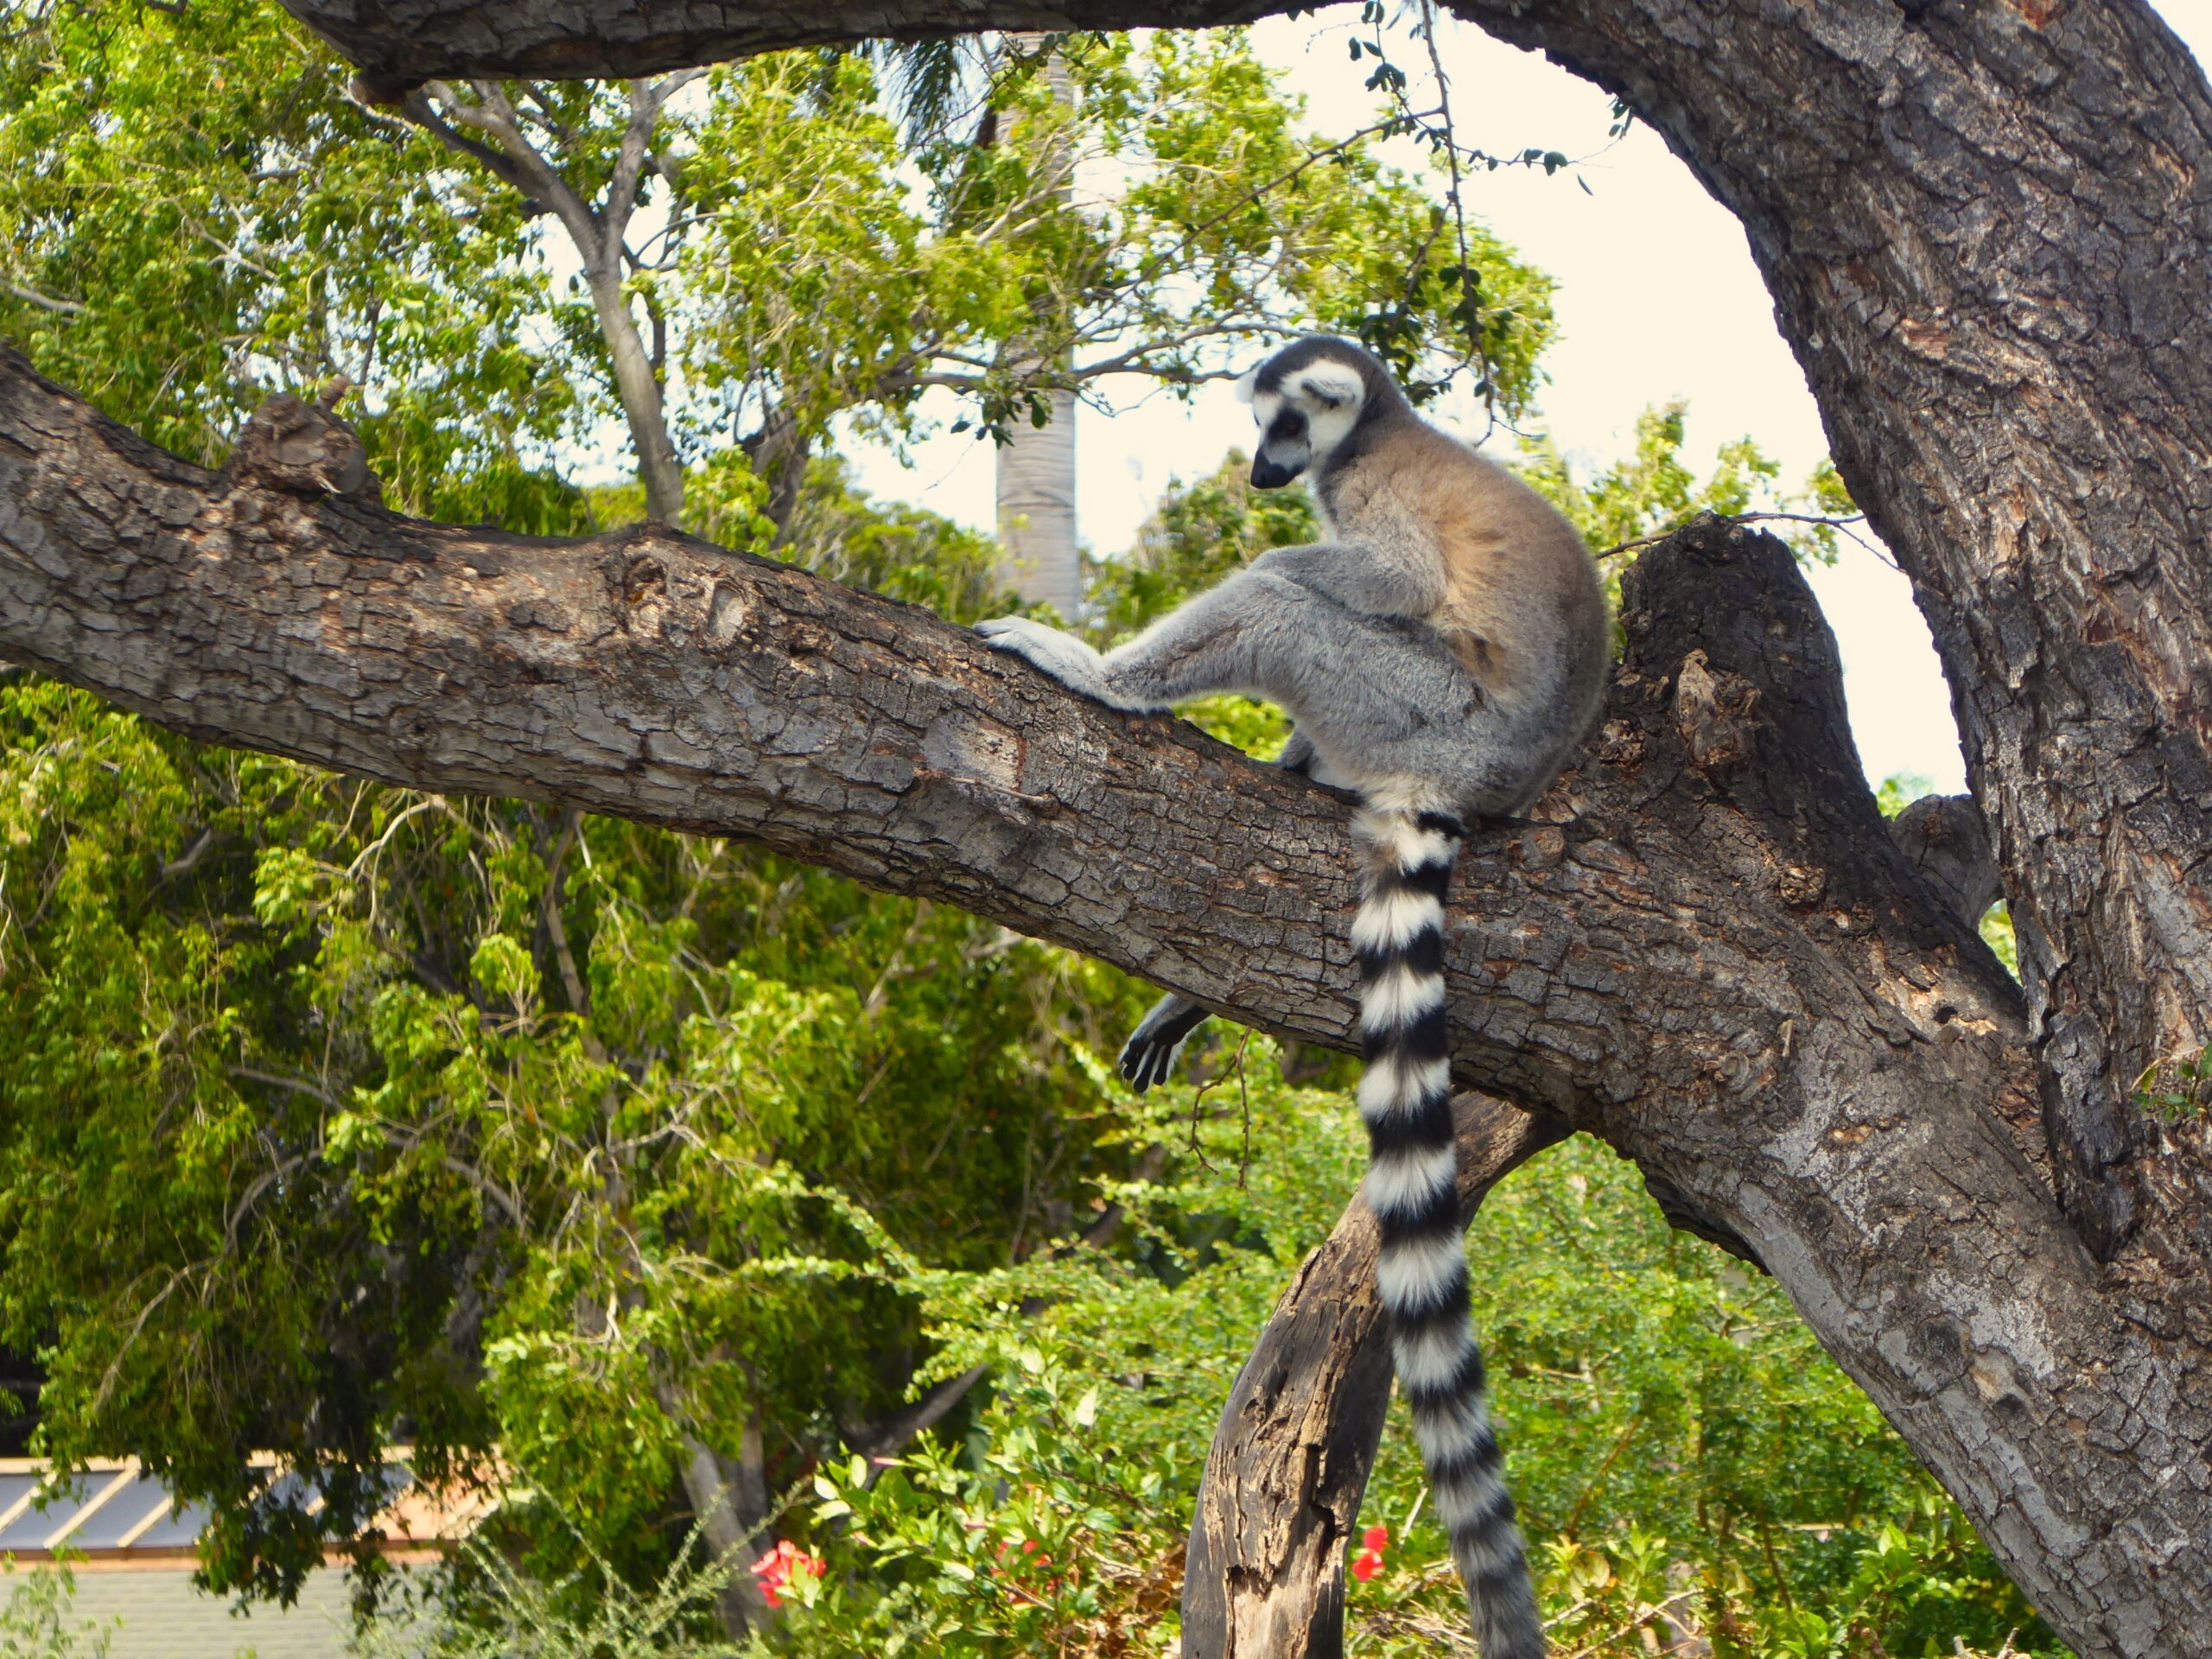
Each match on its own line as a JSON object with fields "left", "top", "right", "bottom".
{"left": 977, "top": 335, "right": 1608, "bottom": 1658}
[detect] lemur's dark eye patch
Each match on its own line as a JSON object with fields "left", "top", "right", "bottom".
{"left": 1272, "top": 409, "right": 1308, "bottom": 441}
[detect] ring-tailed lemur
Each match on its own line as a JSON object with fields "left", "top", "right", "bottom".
{"left": 976, "top": 334, "right": 1606, "bottom": 1659}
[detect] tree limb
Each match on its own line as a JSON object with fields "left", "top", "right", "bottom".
{"left": 285, "top": 0, "right": 1283, "bottom": 86}
{"left": 2, "top": 280, "right": 86, "bottom": 317}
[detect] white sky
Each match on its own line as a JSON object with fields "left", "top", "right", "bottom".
{"left": 843, "top": 0, "right": 2212, "bottom": 795}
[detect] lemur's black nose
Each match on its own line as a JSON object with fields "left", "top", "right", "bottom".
{"left": 1251, "top": 453, "right": 1301, "bottom": 490}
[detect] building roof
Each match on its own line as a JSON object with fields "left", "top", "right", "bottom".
{"left": 0, "top": 1452, "right": 493, "bottom": 1569}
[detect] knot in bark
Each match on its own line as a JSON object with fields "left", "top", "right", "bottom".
{"left": 224, "top": 379, "right": 383, "bottom": 502}
{"left": 1673, "top": 648, "right": 1761, "bottom": 775}
{"left": 1890, "top": 793, "right": 2001, "bottom": 925}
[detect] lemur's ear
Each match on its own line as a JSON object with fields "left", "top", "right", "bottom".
{"left": 1298, "top": 363, "right": 1364, "bottom": 410}
{"left": 1231, "top": 367, "right": 1259, "bottom": 405}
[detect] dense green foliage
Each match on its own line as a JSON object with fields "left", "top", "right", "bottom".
{"left": 0, "top": 0, "right": 593, "bottom": 532}
{"left": 0, "top": 3, "right": 2063, "bottom": 1655}
{"left": 672, "top": 34, "right": 1558, "bottom": 454}
{"left": 772, "top": 1084, "right": 2055, "bottom": 1658}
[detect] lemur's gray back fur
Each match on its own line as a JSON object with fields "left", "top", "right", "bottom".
{"left": 977, "top": 335, "right": 1606, "bottom": 1658}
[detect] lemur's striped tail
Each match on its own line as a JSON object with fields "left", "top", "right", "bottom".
{"left": 1353, "top": 804, "right": 1544, "bottom": 1659}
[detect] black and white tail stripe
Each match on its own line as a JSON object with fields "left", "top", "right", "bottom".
{"left": 1353, "top": 804, "right": 1544, "bottom": 1659}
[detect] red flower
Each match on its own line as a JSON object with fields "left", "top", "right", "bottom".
{"left": 751, "top": 1539, "right": 824, "bottom": 1608}
{"left": 1351, "top": 1522, "right": 1389, "bottom": 1583}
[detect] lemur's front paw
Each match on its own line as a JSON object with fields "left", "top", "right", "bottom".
{"left": 976, "top": 616, "right": 1109, "bottom": 697}
{"left": 974, "top": 615, "right": 1048, "bottom": 646}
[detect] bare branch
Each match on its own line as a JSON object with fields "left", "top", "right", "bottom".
{"left": 2, "top": 280, "right": 86, "bottom": 316}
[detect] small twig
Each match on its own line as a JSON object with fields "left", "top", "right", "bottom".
{"left": 228, "top": 1065, "right": 339, "bottom": 1108}
{"left": 1598, "top": 511, "right": 1878, "bottom": 565}
{"left": 1416, "top": 1, "right": 1487, "bottom": 420}
{"left": 1556, "top": 1586, "right": 1703, "bottom": 1659}
{"left": 852, "top": 1363, "right": 990, "bottom": 1471}
{"left": 537, "top": 806, "right": 594, "bottom": 1027}
{"left": 157, "top": 827, "right": 219, "bottom": 881}
{"left": 89, "top": 1264, "right": 204, "bottom": 1418}
{"left": 1559, "top": 1408, "right": 1645, "bottom": 1539}
{"left": 1234, "top": 1028, "right": 1255, "bottom": 1187}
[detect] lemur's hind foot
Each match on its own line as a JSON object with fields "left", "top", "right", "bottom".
{"left": 1118, "top": 994, "right": 1211, "bottom": 1093}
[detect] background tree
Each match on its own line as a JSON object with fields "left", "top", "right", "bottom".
{"left": 365, "top": 29, "right": 1544, "bottom": 544}
{"left": 0, "top": 0, "right": 590, "bottom": 533}
{"left": 987, "top": 34, "right": 1084, "bottom": 616}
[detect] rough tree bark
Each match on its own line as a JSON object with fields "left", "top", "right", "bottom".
{"left": 1446, "top": 0, "right": 2212, "bottom": 1300}
{"left": 2, "top": 353, "right": 2206, "bottom": 1654}
{"left": 280, "top": 1, "right": 1287, "bottom": 92}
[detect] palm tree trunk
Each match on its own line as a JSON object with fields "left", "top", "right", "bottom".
{"left": 993, "top": 37, "right": 1081, "bottom": 618}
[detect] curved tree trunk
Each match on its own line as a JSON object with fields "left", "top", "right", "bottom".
{"left": 1181, "top": 1095, "right": 1567, "bottom": 1659}
{"left": 2, "top": 353, "right": 2204, "bottom": 1653}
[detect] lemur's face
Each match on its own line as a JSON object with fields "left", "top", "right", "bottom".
{"left": 1236, "top": 355, "right": 1365, "bottom": 490}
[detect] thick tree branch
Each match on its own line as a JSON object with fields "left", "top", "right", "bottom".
{"left": 1, "top": 351, "right": 2204, "bottom": 1654}
{"left": 1891, "top": 793, "right": 2002, "bottom": 928}
{"left": 284, "top": 1, "right": 1291, "bottom": 88}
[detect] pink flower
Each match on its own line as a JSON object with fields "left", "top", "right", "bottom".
{"left": 751, "top": 1539, "right": 824, "bottom": 1609}
{"left": 1363, "top": 1525, "right": 1389, "bottom": 1553}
